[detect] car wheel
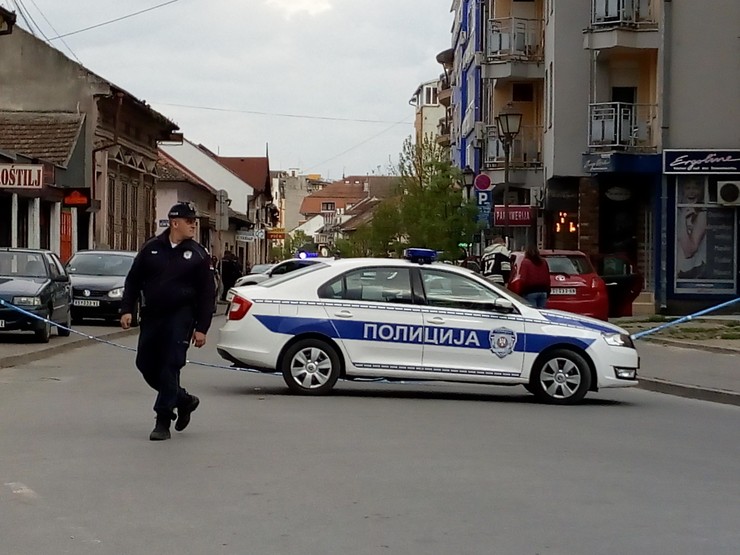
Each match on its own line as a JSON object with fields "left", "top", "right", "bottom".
{"left": 57, "top": 309, "right": 72, "bottom": 337}
{"left": 281, "top": 339, "right": 341, "bottom": 395}
{"left": 530, "top": 349, "right": 591, "bottom": 405}
{"left": 35, "top": 309, "right": 52, "bottom": 343}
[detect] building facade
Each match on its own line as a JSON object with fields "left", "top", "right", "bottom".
{"left": 440, "top": 0, "right": 740, "bottom": 313}
{"left": 409, "top": 79, "right": 446, "bottom": 145}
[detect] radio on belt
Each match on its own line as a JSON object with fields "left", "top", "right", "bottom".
{"left": 403, "top": 248, "right": 437, "bottom": 264}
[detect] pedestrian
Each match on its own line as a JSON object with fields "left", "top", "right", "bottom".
{"left": 120, "top": 202, "right": 216, "bottom": 441}
{"left": 481, "top": 236, "right": 512, "bottom": 285}
{"left": 211, "top": 255, "right": 223, "bottom": 303}
{"left": 220, "top": 250, "right": 241, "bottom": 301}
{"left": 518, "top": 244, "right": 551, "bottom": 309}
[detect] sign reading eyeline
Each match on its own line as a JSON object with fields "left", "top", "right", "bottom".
{"left": 664, "top": 150, "right": 740, "bottom": 174}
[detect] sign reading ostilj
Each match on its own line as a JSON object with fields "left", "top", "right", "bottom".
{"left": 0, "top": 164, "right": 43, "bottom": 189}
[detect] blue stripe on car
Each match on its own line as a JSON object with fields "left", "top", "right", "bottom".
{"left": 254, "top": 315, "right": 594, "bottom": 353}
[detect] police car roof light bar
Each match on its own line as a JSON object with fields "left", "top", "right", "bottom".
{"left": 403, "top": 248, "right": 437, "bottom": 265}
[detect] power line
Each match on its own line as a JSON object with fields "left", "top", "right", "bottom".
{"left": 25, "top": 0, "right": 83, "bottom": 64}
{"left": 304, "top": 118, "right": 412, "bottom": 172}
{"left": 10, "top": 0, "right": 34, "bottom": 35}
{"left": 153, "top": 101, "right": 408, "bottom": 124}
{"left": 48, "top": 0, "right": 183, "bottom": 40}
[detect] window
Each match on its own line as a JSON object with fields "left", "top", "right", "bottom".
{"left": 420, "top": 269, "right": 502, "bottom": 311}
{"left": 321, "top": 202, "right": 335, "bottom": 212}
{"left": 318, "top": 268, "right": 413, "bottom": 304}
{"left": 512, "top": 83, "right": 534, "bottom": 102}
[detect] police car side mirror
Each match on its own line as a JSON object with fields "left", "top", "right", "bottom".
{"left": 492, "top": 298, "right": 514, "bottom": 313}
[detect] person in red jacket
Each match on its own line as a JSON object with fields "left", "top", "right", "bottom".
{"left": 519, "top": 245, "right": 551, "bottom": 308}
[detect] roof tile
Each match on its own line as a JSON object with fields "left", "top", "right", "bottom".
{"left": 0, "top": 111, "right": 84, "bottom": 166}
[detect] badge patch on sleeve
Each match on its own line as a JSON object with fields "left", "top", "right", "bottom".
{"left": 184, "top": 250, "right": 193, "bottom": 260}
{"left": 489, "top": 327, "right": 517, "bottom": 358}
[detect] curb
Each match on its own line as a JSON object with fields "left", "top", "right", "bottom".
{"left": 0, "top": 328, "right": 137, "bottom": 369}
{"left": 637, "top": 376, "right": 740, "bottom": 407}
{"left": 641, "top": 337, "right": 740, "bottom": 355}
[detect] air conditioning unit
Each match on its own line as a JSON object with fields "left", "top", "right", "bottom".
{"left": 718, "top": 181, "right": 740, "bottom": 206}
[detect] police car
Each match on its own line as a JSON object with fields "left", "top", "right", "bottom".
{"left": 217, "top": 249, "right": 639, "bottom": 404}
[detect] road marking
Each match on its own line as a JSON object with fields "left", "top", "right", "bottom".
{"left": 4, "top": 482, "right": 39, "bottom": 500}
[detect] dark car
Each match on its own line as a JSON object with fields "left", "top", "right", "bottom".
{"left": 66, "top": 250, "right": 139, "bottom": 325}
{"left": 0, "top": 248, "right": 73, "bottom": 342}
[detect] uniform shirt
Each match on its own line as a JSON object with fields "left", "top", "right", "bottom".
{"left": 481, "top": 243, "right": 512, "bottom": 284}
{"left": 121, "top": 230, "right": 215, "bottom": 334}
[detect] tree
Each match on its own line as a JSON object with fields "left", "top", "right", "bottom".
{"left": 271, "top": 230, "right": 311, "bottom": 260}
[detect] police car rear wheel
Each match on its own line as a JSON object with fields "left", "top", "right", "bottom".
{"left": 531, "top": 349, "right": 591, "bottom": 405}
{"left": 281, "top": 339, "right": 340, "bottom": 395}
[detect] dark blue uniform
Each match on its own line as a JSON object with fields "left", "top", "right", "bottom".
{"left": 122, "top": 229, "right": 215, "bottom": 420}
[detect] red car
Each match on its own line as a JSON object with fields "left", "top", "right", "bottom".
{"left": 508, "top": 250, "right": 609, "bottom": 321}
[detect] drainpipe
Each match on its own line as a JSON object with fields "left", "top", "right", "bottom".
{"left": 90, "top": 92, "right": 124, "bottom": 248}
{"left": 658, "top": 0, "right": 672, "bottom": 312}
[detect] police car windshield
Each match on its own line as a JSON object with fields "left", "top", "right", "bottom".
{"left": 259, "top": 262, "right": 330, "bottom": 287}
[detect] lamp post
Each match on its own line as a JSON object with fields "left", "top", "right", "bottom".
{"left": 462, "top": 165, "right": 475, "bottom": 202}
{"left": 495, "top": 111, "right": 522, "bottom": 242}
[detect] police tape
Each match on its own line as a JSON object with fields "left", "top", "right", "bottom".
{"left": 630, "top": 296, "right": 740, "bottom": 340}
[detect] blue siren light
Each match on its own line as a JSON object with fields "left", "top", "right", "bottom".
{"left": 403, "top": 248, "right": 437, "bottom": 264}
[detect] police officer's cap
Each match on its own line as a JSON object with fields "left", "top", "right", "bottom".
{"left": 168, "top": 202, "right": 197, "bottom": 219}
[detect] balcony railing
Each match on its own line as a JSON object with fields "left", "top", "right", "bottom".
{"left": 486, "top": 18, "right": 543, "bottom": 61}
{"left": 484, "top": 125, "right": 543, "bottom": 168}
{"left": 588, "top": 102, "right": 657, "bottom": 150}
{"left": 591, "top": 0, "right": 657, "bottom": 27}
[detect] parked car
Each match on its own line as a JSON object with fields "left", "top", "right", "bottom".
{"left": 233, "top": 258, "right": 331, "bottom": 288}
{"left": 218, "top": 249, "right": 638, "bottom": 404}
{"left": 509, "top": 250, "right": 609, "bottom": 321}
{"left": 0, "top": 248, "right": 72, "bottom": 342}
{"left": 65, "top": 250, "right": 138, "bottom": 325}
{"left": 590, "top": 253, "right": 643, "bottom": 318}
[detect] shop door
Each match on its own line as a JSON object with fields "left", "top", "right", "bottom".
{"left": 60, "top": 210, "right": 73, "bottom": 263}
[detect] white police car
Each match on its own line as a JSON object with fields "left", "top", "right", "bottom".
{"left": 217, "top": 249, "right": 639, "bottom": 404}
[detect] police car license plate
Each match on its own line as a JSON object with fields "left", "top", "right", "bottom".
{"left": 551, "top": 287, "right": 576, "bottom": 295}
{"left": 73, "top": 300, "right": 100, "bottom": 307}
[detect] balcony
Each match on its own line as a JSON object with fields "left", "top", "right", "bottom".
{"left": 588, "top": 102, "right": 658, "bottom": 151}
{"left": 483, "top": 17, "right": 544, "bottom": 81}
{"left": 438, "top": 74, "right": 452, "bottom": 107}
{"left": 584, "top": 0, "right": 659, "bottom": 50}
{"left": 437, "top": 117, "right": 451, "bottom": 147}
{"left": 484, "top": 125, "right": 543, "bottom": 169}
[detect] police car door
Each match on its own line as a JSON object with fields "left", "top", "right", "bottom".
{"left": 417, "top": 268, "right": 526, "bottom": 379}
{"left": 318, "top": 266, "right": 423, "bottom": 372}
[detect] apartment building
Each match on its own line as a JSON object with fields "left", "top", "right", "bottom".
{"left": 441, "top": 0, "right": 739, "bottom": 313}
{"left": 409, "top": 79, "right": 446, "bottom": 145}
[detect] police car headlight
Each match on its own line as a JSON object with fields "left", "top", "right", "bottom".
{"left": 12, "top": 296, "right": 41, "bottom": 306}
{"left": 602, "top": 333, "right": 635, "bottom": 349}
{"left": 108, "top": 287, "right": 124, "bottom": 299}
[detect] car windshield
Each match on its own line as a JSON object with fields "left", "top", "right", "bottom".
{"left": 260, "top": 262, "right": 330, "bottom": 287}
{"left": 0, "top": 251, "right": 47, "bottom": 278}
{"left": 66, "top": 253, "right": 134, "bottom": 276}
{"left": 544, "top": 255, "right": 593, "bottom": 276}
{"left": 250, "top": 264, "right": 273, "bottom": 274}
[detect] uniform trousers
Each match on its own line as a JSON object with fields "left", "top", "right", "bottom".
{"left": 136, "top": 306, "right": 195, "bottom": 418}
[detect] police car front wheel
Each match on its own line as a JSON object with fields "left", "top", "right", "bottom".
{"left": 281, "top": 338, "right": 341, "bottom": 395}
{"left": 530, "top": 349, "right": 592, "bottom": 405}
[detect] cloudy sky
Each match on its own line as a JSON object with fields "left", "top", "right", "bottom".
{"left": 3, "top": 0, "right": 452, "bottom": 180}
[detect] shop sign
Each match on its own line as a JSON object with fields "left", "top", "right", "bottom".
{"left": 0, "top": 164, "right": 43, "bottom": 189}
{"left": 583, "top": 153, "right": 614, "bottom": 173}
{"left": 493, "top": 205, "right": 535, "bottom": 227}
{"left": 267, "top": 229, "right": 286, "bottom": 240}
{"left": 235, "top": 230, "right": 255, "bottom": 242}
{"left": 158, "top": 219, "right": 169, "bottom": 228}
{"left": 62, "top": 189, "right": 90, "bottom": 208}
{"left": 664, "top": 150, "right": 740, "bottom": 174}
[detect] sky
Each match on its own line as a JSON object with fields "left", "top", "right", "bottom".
{"left": 2, "top": 0, "right": 453, "bottom": 180}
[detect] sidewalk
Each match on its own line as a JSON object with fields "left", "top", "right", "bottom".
{"left": 613, "top": 315, "right": 740, "bottom": 406}
{"left": 0, "top": 324, "right": 136, "bottom": 369}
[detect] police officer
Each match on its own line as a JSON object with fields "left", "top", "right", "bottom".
{"left": 121, "top": 202, "right": 216, "bottom": 441}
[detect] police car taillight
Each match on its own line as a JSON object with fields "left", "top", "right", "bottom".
{"left": 228, "top": 295, "right": 253, "bottom": 321}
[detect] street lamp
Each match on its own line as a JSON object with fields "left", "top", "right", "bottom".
{"left": 495, "top": 111, "right": 522, "bottom": 241}
{"left": 462, "top": 165, "right": 475, "bottom": 201}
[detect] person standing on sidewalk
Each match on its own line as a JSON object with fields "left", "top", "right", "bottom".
{"left": 518, "top": 245, "right": 551, "bottom": 309}
{"left": 121, "top": 202, "right": 216, "bottom": 441}
{"left": 481, "top": 236, "right": 512, "bottom": 286}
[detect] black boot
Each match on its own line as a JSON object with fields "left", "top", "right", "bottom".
{"left": 175, "top": 395, "right": 200, "bottom": 432}
{"left": 149, "top": 414, "right": 172, "bottom": 441}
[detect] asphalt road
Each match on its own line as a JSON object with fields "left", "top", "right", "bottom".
{"left": 1, "top": 318, "right": 738, "bottom": 555}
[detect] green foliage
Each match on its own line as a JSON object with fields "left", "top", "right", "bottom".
{"left": 271, "top": 230, "right": 311, "bottom": 260}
